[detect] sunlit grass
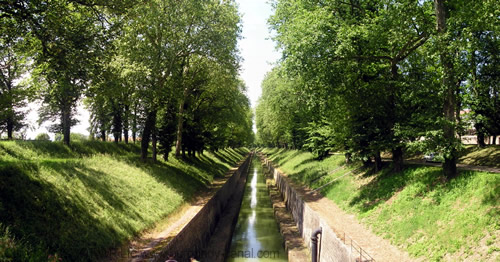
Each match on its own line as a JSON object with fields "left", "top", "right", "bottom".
{"left": 260, "top": 148, "right": 499, "bottom": 261}
{"left": 459, "top": 145, "right": 500, "bottom": 168}
{"left": 0, "top": 140, "right": 248, "bottom": 261}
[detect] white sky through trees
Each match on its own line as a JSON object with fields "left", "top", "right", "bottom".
{"left": 24, "top": 0, "right": 279, "bottom": 139}
{"left": 236, "top": 0, "right": 280, "bottom": 108}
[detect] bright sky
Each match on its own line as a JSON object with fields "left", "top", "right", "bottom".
{"left": 236, "top": 0, "right": 280, "bottom": 108}
{"left": 24, "top": 1, "right": 278, "bottom": 139}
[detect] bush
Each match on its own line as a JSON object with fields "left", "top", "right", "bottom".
{"left": 54, "top": 133, "right": 88, "bottom": 142}
{"left": 70, "top": 133, "right": 88, "bottom": 142}
{"left": 35, "top": 133, "right": 51, "bottom": 141}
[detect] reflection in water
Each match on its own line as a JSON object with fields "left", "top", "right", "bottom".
{"left": 251, "top": 169, "right": 257, "bottom": 208}
{"left": 227, "top": 157, "right": 287, "bottom": 262}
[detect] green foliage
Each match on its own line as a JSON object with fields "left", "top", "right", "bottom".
{"left": 0, "top": 140, "right": 248, "bottom": 261}
{"left": 35, "top": 133, "right": 50, "bottom": 141}
{"left": 0, "top": 224, "right": 47, "bottom": 262}
{"left": 261, "top": 0, "right": 500, "bottom": 175}
{"left": 302, "top": 120, "right": 337, "bottom": 159}
{"left": 255, "top": 67, "right": 309, "bottom": 149}
{"left": 262, "top": 148, "right": 499, "bottom": 260}
{"left": 0, "top": 17, "right": 30, "bottom": 139}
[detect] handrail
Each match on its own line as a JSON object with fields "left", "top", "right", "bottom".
{"left": 311, "top": 227, "right": 322, "bottom": 262}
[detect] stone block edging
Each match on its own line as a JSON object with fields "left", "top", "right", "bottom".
{"left": 259, "top": 154, "right": 354, "bottom": 262}
{"left": 154, "top": 154, "right": 252, "bottom": 262}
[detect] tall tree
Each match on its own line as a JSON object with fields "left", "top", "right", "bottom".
{"left": 122, "top": 0, "right": 241, "bottom": 160}
{"left": 434, "top": 0, "right": 458, "bottom": 178}
{"left": 2, "top": 0, "right": 131, "bottom": 145}
{"left": 0, "top": 17, "right": 28, "bottom": 139}
{"left": 269, "top": 0, "right": 436, "bottom": 170}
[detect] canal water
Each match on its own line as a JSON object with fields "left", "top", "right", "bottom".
{"left": 226, "top": 156, "right": 288, "bottom": 262}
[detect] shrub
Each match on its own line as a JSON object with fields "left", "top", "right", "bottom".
{"left": 35, "top": 133, "right": 51, "bottom": 141}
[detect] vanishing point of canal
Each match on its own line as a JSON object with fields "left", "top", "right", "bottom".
{"left": 226, "top": 156, "right": 288, "bottom": 261}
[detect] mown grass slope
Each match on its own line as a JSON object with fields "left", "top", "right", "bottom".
{"left": 459, "top": 145, "right": 500, "bottom": 168}
{"left": 0, "top": 140, "right": 248, "bottom": 261}
{"left": 261, "top": 148, "right": 499, "bottom": 261}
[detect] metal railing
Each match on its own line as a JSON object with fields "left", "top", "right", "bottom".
{"left": 341, "top": 232, "right": 375, "bottom": 262}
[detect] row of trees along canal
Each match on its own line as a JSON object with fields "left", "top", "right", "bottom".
{"left": 0, "top": 0, "right": 254, "bottom": 160}
{"left": 256, "top": 0, "right": 499, "bottom": 178}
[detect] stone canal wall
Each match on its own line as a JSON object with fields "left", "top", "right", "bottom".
{"left": 154, "top": 154, "right": 252, "bottom": 262}
{"left": 260, "top": 155, "right": 352, "bottom": 262}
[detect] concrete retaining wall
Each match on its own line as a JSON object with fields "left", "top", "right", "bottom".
{"left": 154, "top": 154, "right": 252, "bottom": 262}
{"left": 261, "top": 156, "right": 352, "bottom": 262}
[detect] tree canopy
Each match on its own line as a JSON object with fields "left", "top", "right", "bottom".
{"left": 256, "top": 0, "right": 499, "bottom": 177}
{"left": 0, "top": 0, "right": 253, "bottom": 159}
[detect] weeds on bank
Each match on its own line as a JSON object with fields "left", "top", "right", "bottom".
{"left": 260, "top": 148, "right": 499, "bottom": 261}
{"left": 0, "top": 140, "right": 248, "bottom": 261}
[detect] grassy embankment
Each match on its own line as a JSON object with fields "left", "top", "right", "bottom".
{"left": 459, "top": 145, "right": 500, "bottom": 168}
{"left": 260, "top": 147, "right": 499, "bottom": 261}
{"left": 0, "top": 140, "right": 248, "bottom": 261}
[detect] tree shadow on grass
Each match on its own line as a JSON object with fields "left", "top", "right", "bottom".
{"left": 0, "top": 143, "right": 33, "bottom": 160}
{"left": 0, "top": 146, "right": 248, "bottom": 262}
{"left": 181, "top": 154, "right": 230, "bottom": 179}
{"left": 348, "top": 164, "right": 444, "bottom": 213}
{"left": 120, "top": 156, "right": 210, "bottom": 197}
{"left": 271, "top": 150, "right": 302, "bottom": 166}
{"left": 211, "top": 149, "right": 245, "bottom": 166}
{"left": 458, "top": 145, "right": 500, "bottom": 167}
{"left": 2, "top": 140, "right": 141, "bottom": 160}
{"left": 0, "top": 162, "right": 134, "bottom": 261}
{"left": 292, "top": 157, "right": 317, "bottom": 170}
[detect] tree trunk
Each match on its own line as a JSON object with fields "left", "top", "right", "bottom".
{"left": 363, "top": 159, "right": 371, "bottom": 168}
{"left": 101, "top": 129, "right": 106, "bottom": 142}
{"left": 152, "top": 112, "right": 157, "bottom": 162}
{"left": 345, "top": 152, "right": 351, "bottom": 164}
{"left": 132, "top": 103, "right": 138, "bottom": 144}
{"left": 374, "top": 151, "right": 382, "bottom": 172}
{"left": 152, "top": 131, "right": 157, "bottom": 162}
{"left": 123, "top": 104, "right": 129, "bottom": 144}
{"left": 123, "top": 128, "right": 129, "bottom": 144}
{"left": 6, "top": 114, "right": 13, "bottom": 140}
{"left": 141, "top": 111, "right": 156, "bottom": 160}
{"left": 6, "top": 85, "right": 14, "bottom": 140}
{"left": 112, "top": 104, "right": 122, "bottom": 144}
{"left": 392, "top": 146, "right": 404, "bottom": 172}
{"left": 389, "top": 61, "right": 404, "bottom": 173}
{"left": 435, "top": 0, "right": 457, "bottom": 179}
{"left": 175, "top": 88, "right": 189, "bottom": 157}
{"left": 476, "top": 123, "right": 486, "bottom": 147}
{"left": 62, "top": 105, "right": 71, "bottom": 146}
{"left": 492, "top": 136, "right": 497, "bottom": 145}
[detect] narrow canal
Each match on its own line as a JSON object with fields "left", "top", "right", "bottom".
{"left": 226, "top": 156, "right": 288, "bottom": 261}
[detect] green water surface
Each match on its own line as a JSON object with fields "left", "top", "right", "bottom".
{"left": 226, "top": 156, "right": 288, "bottom": 262}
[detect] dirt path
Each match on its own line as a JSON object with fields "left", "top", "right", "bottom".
{"left": 103, "top": 168, "right": 238, "bottom": 262}
{"left": 274, "top": 166, "right": 416, "bottom": 262}
{"left": 405, "top": 159, "right": 500, "bottom": 173}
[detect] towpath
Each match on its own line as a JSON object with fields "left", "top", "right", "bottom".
{"left": 102, "top": 166, "right": 240, "bottom": 262}
{"left": 271, "top": 165, "right": 417, "bottom": 262}
{"left": 405, "top": 159, "right": 500, "bottom": 173}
